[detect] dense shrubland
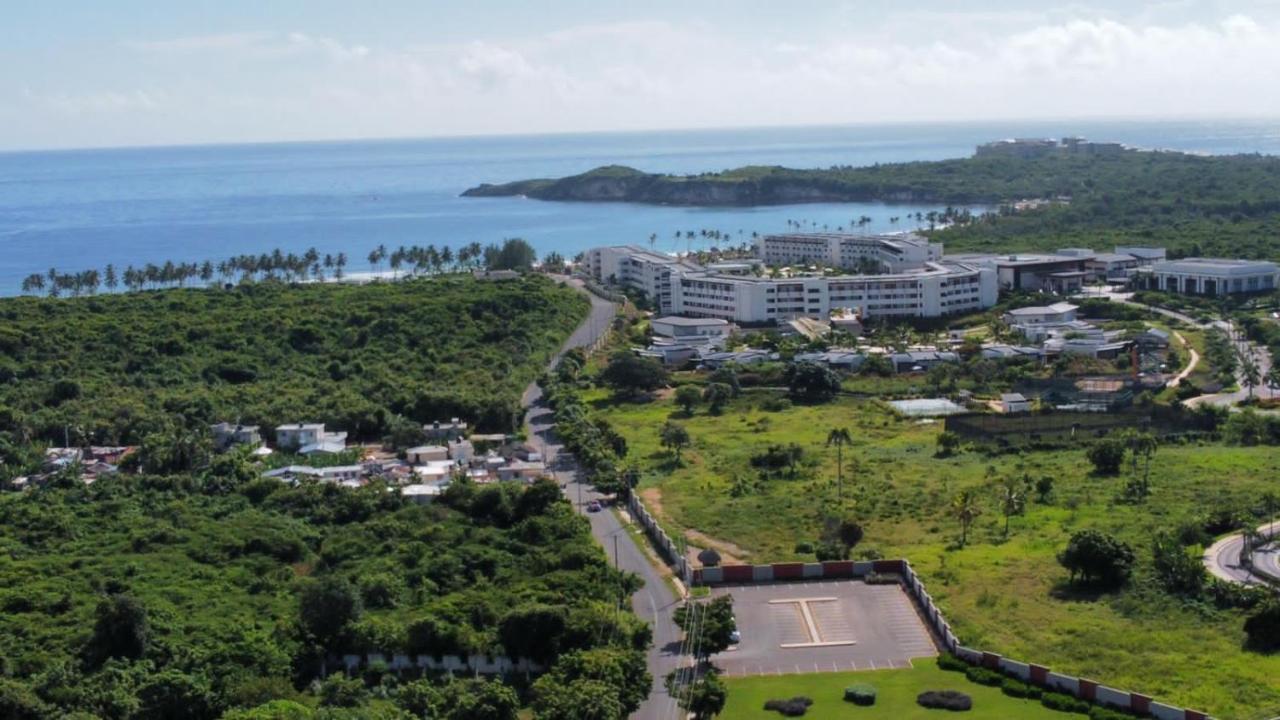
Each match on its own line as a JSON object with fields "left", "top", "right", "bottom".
{"left": 0, "top": 274, "right": 588, "bottom": 464}
{"left": 0, "top": 475, "right": 650, "bottom": 718}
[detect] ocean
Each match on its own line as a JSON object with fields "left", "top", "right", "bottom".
{"left": 2, "top": 118, "right": 1279, "bottom": 295}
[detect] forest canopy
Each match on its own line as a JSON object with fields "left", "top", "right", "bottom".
{"left": 0, "top": 274, "right": 588, "bottom": 457}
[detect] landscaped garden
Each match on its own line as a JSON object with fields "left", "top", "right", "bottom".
{"left": 592, "top": 384, "right": 1280, "bottom": 718}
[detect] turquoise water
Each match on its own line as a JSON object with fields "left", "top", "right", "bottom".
{"left": 1, "top": 119, "right": 1279, "bottom": 294}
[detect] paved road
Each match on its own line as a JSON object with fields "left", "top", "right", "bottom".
{"left": 1204, "top": 521, "right": 1280, "bottom": 587}
{"left": 521, "top": 280, "right": 686, "bottom": 720}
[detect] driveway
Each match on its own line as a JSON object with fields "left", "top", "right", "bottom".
{"left": 521, "top": 280, "right": 686, "bottom": 720}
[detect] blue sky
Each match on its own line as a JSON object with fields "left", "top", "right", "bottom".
{"left": 3, "top": 1, "right": 1280, "bottom": 150}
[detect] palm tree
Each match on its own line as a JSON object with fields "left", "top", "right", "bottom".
{"left": 826, "top": 427, "right": 852, "bottom": 506}
{"left": 996, "top": 476, "right": 1024, "bottom": 536}
{"left": 950, "top": 489, "right": 983, "bottom": 546}
{"left": 1241, "top": 352, "right": 1261, "bottom": 400}
{"left": 1132, "top": 432, "right": 1158, "bottom": 496}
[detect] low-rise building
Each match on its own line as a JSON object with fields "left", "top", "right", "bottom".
{"left": 1003, "top": 302, "right": 1078, "bottom": 326}
{"left": 1000, "top": 393, "right": 1031, "bottom": 414}
{"left": 211, "top": 422, "right": 261, "bottom": 450}
{"left": 424, "top": 419, "right": 468, "bottom": 443}
{"left": 651, "top": 316, "right": 733, "bottom": 340}
{"left": 406, "top": 445, "right": 449, "bottom": 464}
{"left": 276, "top": 423, "right": 347, "bottom": 452}
{"left": 1134, "top": 258, "right": 1279, "bottom": 295}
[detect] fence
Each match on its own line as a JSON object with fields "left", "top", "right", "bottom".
{"left": 944, "top": 405, "right": 1215, "bottom": 445}
{"left": 688, "top": 558, "right": 1211, "bottom": 720}
{"left": 626, "top": 492, "right": 691, "bottom": 585}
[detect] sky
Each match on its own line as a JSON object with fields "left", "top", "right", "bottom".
{"left": 3, "top": 0, "right": 1280, "bottom": 150}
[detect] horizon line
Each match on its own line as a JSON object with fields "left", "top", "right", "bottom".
{"left": 3, "top": 113, "right": 1279, "bottom": 157}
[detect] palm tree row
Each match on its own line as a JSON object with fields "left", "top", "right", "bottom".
{"left": 19, "top": 239, "right": 509, "bottom": 298}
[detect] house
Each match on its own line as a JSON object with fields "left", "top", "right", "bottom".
{"left": 299, "top": 440, "right": 348, "bottom": 456}
{"left": 980, "top": 345, "right": 1044, "bottom": 361}
{"left": 276, "top": 423, "right": 347, "bottom": 452}
{"left": 211, "top": 422, "right": 261, "bottom": 451}
{"left": 889, "top": 351, "right": 960, "bottom": 373}
{"left": 650, "top": 316, "right": 733, "bottom": 340}
{"left": 497, "top": 460, "right": 547, "bottom": 482}
{"left": 447, "top": 439, "right": 474, "bottom": 462}
{"left": 424, "top": 419, "right": 468, "bottom": 443}
{"left": 406, "top": 445, "right": 449, "bottom": 464}
{"left": 1003, "top": 302, "right": 1078, "bottom": 326}
{"left": 793, "top": 350, "right": 867, "bottom": 371}
{"left": 1138, "top": 328, "right": 1171, "bottom": 348}
{"left": 1000, "top": 393, "right": 1031, "bottom": 414}
{"left": 263, "top": 465, "right": 325, "bottom": 483}
{"left": 319, "top": 465, "right": 364, "bottom": 483}
{"left": 402, "top": 483, "right": 446, "bottom": 504}
{"left": 699, "top": 350, "right": 775, "bottom": 369}
{"left": 637, "top": 343, "right": 702, "bottom": 367}
{"left": 414, "top": 460, "right": 457, "bottom": 483}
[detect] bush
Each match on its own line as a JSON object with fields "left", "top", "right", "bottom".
{"left": 963, "top": 666, "right": 1004, "bottom": 687}
{"left": 1000, "top": 679, "right": 1041, "bottom": 699}
{"left": 1040, "top": 691, "right": 1090, "bottom": 714}
{"left": 863, "top": 571, "right": 900, "bottom": 585}
{"left": 936, "top": 654, "right": 969, "bottom": 673}
{"left": 763, "top": 697, "right": 813, "bottom": 716}
{"left": 917, "top": 690, "right": 972, "bottom": 711}
{"left": 1089, "top": 706, "right": 1137, "bottom": 720}
{"left": 1244, "top": 602, "right": 1280, "bottom": 651}
{"left": 843, "top": 684, "right": 876, "bottom": 706}
{"left": 793, "top": 541, "right": 815, "bottom": 554}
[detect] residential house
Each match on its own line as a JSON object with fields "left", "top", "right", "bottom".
{"left": 276, "top": 423, "right": 347, "bottom": 452}
{"left": 1000, "top": 393, "right": 1031, "bottom": 414}
{"left": 211, "top": 422, "right": 261, "bottom": 451}
{"left": 406, "top": 445, "right": 449, "bottom": 464}
{"left": 497, "top": 460, "right": 547, "bottom": 482}
{"left": 424, "top": 419, "right": 468, "bottom": 443}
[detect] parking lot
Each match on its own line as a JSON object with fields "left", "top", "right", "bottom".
{"left": 709, "top": 579, "right": 937, "bottom": 677}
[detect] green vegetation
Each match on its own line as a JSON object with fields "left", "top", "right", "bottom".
{"left": 0, "top": 275, "right": 587, "bottom": 463}
{"left": 468, "top": 150, "right": 1280, "bottom": 259}
{"left": 722, "top": 666, "right": 1068, "bottom": 720}
{"left": 592, "top": 388, "right": 1280, "bottom": 717}
{"left": 0, "top": 475, "right": 649, "bottom": 718}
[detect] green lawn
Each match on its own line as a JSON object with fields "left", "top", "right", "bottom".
{"left": 722, "top": 665, "right": 1071, "bottom": 719}
{"left": 596, "top": 388, "right": 1280, "bottom": 718}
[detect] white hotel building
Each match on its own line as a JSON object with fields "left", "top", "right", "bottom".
{"left": 585, "top": 233, "right": 996, "bottom": 323}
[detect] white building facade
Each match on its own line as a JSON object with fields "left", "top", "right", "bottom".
{"left": 1135, "top": 258, "right": 1279, "bottom": 295}
{"left": 755, "top": 232, "right": 942, "bottom": 272}
{"left": 587, "top": 241, "right": 996, "bottom": 323}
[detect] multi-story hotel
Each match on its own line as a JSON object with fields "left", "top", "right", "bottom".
{"left": 585, "top": 234, "right": 996, "bottom": 323}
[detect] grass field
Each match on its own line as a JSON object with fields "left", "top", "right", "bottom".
{"left": 595, "top": 387, "right": 1280, "bottom": 718}
{"left": 722, "top": 665, "right": 1071, "bottom": 719}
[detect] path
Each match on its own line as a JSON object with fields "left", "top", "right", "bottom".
{"left": 1165, "top": 331, "right": 1199, "bottom": 388}
{"left": 521, "top": 279, "right": 686, "bottom": 720}
{"left": 1203, "top": 520, "right": 1280, "bottom": 587}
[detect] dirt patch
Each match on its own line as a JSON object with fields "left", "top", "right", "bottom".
{"left": 639, "top": 487, "right": 749, "bottom": 566}
{"left": 684, "top": 529, "right": 750, "bottom": 567}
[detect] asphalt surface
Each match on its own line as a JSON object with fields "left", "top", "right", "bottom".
{"left": 708, "top": 581, "right": 937, "bottom": 677}
{"left": 521, "top": 280, "right": 686, "bottom": 720}
{"left": 1203, "top": 521, "right": 1280, "bottom": 587}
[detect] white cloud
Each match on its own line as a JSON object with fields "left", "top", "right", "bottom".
{"left": 13, "top": 10, "right": 1280, "bottom": 148}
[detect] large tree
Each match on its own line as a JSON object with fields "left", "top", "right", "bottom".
{"left": 660, "top": 421, "right": 691, "bottom": 463}
{"left": 600, "top": 352, "right": 669, "bottom": 398}
{"left": 950, "top": 489, "right": 983, "bottom": 547}
{"left": 1058, "top": 530, "right": 1135, "bottom": 588}
{"left": 665, "top": 668, "right": 727, "bottom": 720}
{"left": 672, "top": 596, "right": 736, "bottom": 663}
{"left": 785, "top": 362, "right": 841, "bottom": 403}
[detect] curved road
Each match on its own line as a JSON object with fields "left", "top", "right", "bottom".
{"left": 522, "top": 279, "right": 686, "bottom": 720}
{"left": 1203, "top": 520, "right": 1280, "bottom": 587}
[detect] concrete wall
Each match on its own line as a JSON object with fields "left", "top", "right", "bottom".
{"left": 626, "top": 493, "right": 691, "bottom": 584}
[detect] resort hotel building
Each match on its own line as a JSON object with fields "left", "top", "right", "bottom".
{"left": 1132, "top": 258, "right": 1279, "bottom": 295}
{"left": 585, "top": 233, "right": 998, "bottom": 323}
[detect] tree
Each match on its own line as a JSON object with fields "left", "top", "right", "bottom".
{"left": 673, "top": 596, "right": 736, "bottom": 662}
{"left": 675, "top": 386, "right": 702, "bottom": 416}
{"left": 532, "top": 648, "right": 650, "bottom": 719}
{"left": 1132, "top": 432, "right": 1158, "bottom": 498}
{"left": 136, "top": 669, "right": 217, "bottom": 720}
{"left": 1058, "top": 530, "right": 1134, "bottom": 587}
{"left": 485, "top": 238, "right": 538, "bottom": 271}
{"left": 995, "top": 476, "right": 1026, "bottom": 536}
{"left": 702, "top": 382, "right": 732, "bottom": 415}
{"left": 950, "top": 489, "right": 983, "bottom": 546}
{"left": 1245, "top": 602, "right": 1280, "bottom": 652}
{"left": 1086, "top": 438, "right": 1126, "bottom": 475}
{"left": 660, "top": 421, "right": 690, "bottom": 463}
{"left": 1242, "top": 353, "right": 1261, "bottom": 400}
{"left": 600, "top": 352, "right": 668, "bottom": 398}
{"left": 707, "top": 366, "right": 741, "bottom": 396}
{"left": 1034, "top": 475, "right": 1054, "bottom": 503}
{"left": 826, "top": 427, "right": 852, "bottom": 504}
{"left": 785, "top": 362, "right": 841, "bottom": 403}
{"left": 299, "top": 576, "right": 363, "bottom": 650}
{"left": 1151, "top": 532, "right": 1206, "bottom": 596}
{"left": 665, "top": 668, "right": 727, "bottom": 720}
{"left": 531, "top": 677, "right": 624, "bottom": 720}
{"left": 86, "top": 594, "right": 149, "bottom": 666}
{"left": 499, "top": 604, "right": 567, "bottom": 665}
{"left": 936, "top": 431, "right": 961, "bottom": 458}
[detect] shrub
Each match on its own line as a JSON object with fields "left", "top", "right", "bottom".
{"left": 763, "top": 697, "right": 813, "bottom": 716}
{"left": 843, "top": 684, "right": 876, "bottom": 706}
{"left": 1058, "top": 530, "right": 1134, "bottom": 588}
{"left": 863, "top": 571, "right": 900, "bottom": 585}
{"left": 917, "top": 690, "right": 972, "bottom": 711}
{"left": 963, "top": 666, "right": 1004, "bottom": 687}
{"left": 1040, "top": 692, "right": 1090, "bottom": 714}
{"left": 936, "top": 654, "right": 969, "bottom": 673}
{"left": 1000, "top": 679, "right": 1041, "bottom": 700}
{"left": 793, "top": 541, "right": 815, "bottom": 554}
{"left": 1244, "top": 602, "right": 1280, "bottom": 651}
{"left": 1089, "top": 706, "right": 1137, "bottom": 720}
